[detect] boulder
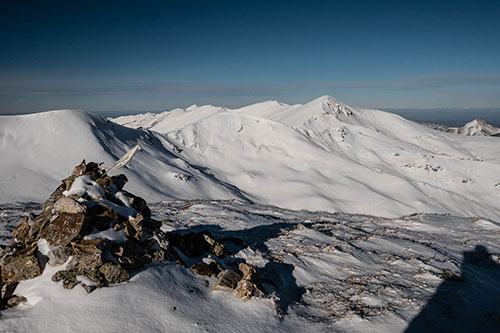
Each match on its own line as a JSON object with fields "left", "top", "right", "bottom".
{"left": 212, "top": 270, "right": 242, "bottom": 291}
{"left": 39, "top": 212, "right": 88, "bottom": 247}
{"left": 1, "top": 246, "right": 42, "bottom": 283}
{"left": 234, "top": 279, "right": 263, "bottom": 301}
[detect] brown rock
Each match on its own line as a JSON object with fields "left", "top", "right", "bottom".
{"left": 52, "top": 270, "right": 80, "bottom": 289}
{"left": 53, "top": 197, "right": 87, "bottom": 214}
{"left": 212, "top": 270, "right": 242, "bottom": 291}
{"left": 239, "top": 263, "right": 257, "bottom": 281}
{"left": 39, "top": 212, "right": 88, "bottom": 247}
{"left": 67, "top": 239, "right": 109, "bottom": 270}
{"left": 1, "top": 246, "right": 42, "bottom": 283}
{"left": 116, "top": 240, "right": 151, "bottom": 272}
{"left": 190, "top": 261, "right": 221, "bottom": 278}
{"left": 99, "top": 263, "right": 129, "bottom": 284}
{"left": 5, "top": 295, "right": 27, "bottom": 308}
{"left": 12, "top": 217, "right": 30, "bottom": 244}
{"left": 234, "top": 279, "right": 263, "bottom": 301}
{"left": 72, "top": 159, "right": 87, "bottom": 176}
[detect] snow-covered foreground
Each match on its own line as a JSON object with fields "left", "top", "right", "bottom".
{"left": 1, "top": 96, "right": 500, "bottom": 221}
{"left": 1, "top": 200, "right": 499, "bottom": 332}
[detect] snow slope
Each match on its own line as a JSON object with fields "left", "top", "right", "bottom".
{"left": 1, "top": 200, "right": 499, "bottom": 332}
{"left": 2, "top": 96, "right": 500, "bottom": 221}
{"left": 114, "top": 96, "right": 500, "bottom": 220}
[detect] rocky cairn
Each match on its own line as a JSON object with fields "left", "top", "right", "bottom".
{"left": 0, "top": 161, "right": 264, "bottom": 309}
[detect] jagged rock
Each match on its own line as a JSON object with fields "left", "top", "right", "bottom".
{"left": 99, "top": 263, "right": 129, "bottom": 284}
{"left": 170, "top": 232, "right": 213, "bottom": 258}
{"left": 52, "top": 269, "right": 80, "bottom": 289}
{"left": 234, "top": 279, "right": 263, "bottom": 301}
{"left": 115, "top": 240, "right": 151, "bottom": 272}
{"left": 72, "top": 160, "right": 87, "bottom": 176}
{"left": 67, "top": 239, "right": 109, "bottom": 270}
{"left": 190, "top": 261, "right": 221, "bottom": 278}
{"left": 212, "top": 270, "right": 242, "bottom": 291}
{"left": 111, "top": 174, "right": 128, "bottom": 190}
{"left": 53, "top": 197, "right": 87, "bottom": 214}
{"left": 152, "top": 230, "right": 170, "bottom": 250}
{"left": 26, "top": 212, "right": 51, "bottom": 244}
{"left": 1, "top": 246, "right": 42, "bottom": 283}
{"left": 87, "top": 203, "right": 118, "bottom": 230}
{"left": 47, "top": 246, "right": 72, "bottom": 266}
{"left": 233, "top": 263, "right": 263, "bottom": 301}
{"left": 238, "top": 263, "right": 257, "bottom": 281}
{"left": 39, "top": 212, "right": 88, "bottom": 247}
{"left": 12, "top": 217, "right": 30, "bottom": 244}
{"left": 202, "top": 233, "right": 227, "bottom": 258}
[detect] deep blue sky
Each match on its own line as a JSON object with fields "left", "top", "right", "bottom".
{"left": 1, "top": 0, "right": 499, "bottom": 113}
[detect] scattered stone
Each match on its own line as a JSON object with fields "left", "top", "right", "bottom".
{"left": 212, "top": 270, "right": 242, "bottom": 291}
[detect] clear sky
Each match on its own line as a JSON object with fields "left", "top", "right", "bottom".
{"left": 1, "top": 0, "right": 499, "bottom": 114}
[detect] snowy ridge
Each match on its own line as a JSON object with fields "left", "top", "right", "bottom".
{"left": 421, "top": 118, "right": 500, "bottom": 136}
{"left": 2, "top": 96, "right": 500, "bottom": 221}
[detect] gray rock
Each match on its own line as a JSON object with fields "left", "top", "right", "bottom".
{"left": 47, "top": 246, "right": 72, "bottom": 266}
{"left": 99, "top": 263, "right": 129, "bottom": 284}
{"left": 53, "top": 197, "right": 87, "bottom": 214}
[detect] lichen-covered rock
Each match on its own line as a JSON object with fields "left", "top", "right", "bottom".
{"left": 39, "top": 212, "right": 88, "bottom": 247}
{"left": 67, "top": 239, "right": 109, "bottom": 270}
{"left": 53, "top": 197, "right": 87, "bottom": 215}
{"left": 212, "top": 269, "right": 242, "bottom": 291}
{"left": 52, "top": 270, "right": 80, "bottom": 289}
{"left": 1, "top": 246, "right": 42, "bottom": 283}
{"left": 3, "top": 295, "right": 27, "bottom": 309}
{"left": 99, "top": 263, "right": 129, "bottom": 284}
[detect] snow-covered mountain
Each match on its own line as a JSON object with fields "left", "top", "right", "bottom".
{"left": 2, "top": 96, "right": 500, "bottom": 221}
{"left": 421, "top": 118, "right": 500, "bottom": 136}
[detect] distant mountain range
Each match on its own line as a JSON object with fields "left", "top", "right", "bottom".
{"left": 1, "top": 96, "right": 500, "bottom": 220}
{"left": 420, "top": 118, "right": 500, "bottom": 136}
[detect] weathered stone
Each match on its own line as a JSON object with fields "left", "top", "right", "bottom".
{"left": 80, "top": 268, "right": 106, "bottom": 288}
{"left": 53, "top": 197, "right": 87, "bottom": 214}
{"left": 190, "top": 261, "right": 221, "bottom": 278}
{"left": 234, "top": 279, "right": 263, "bottom": 301}
{"left": 238, "top": 263, "right": 257, "bottom": 281}
{"left": 27, "top": 211, "right": 51, "bottom": 243}
{"left": 95, "top": 176, "right": 113, "bottom": 192}
{"left": 170, "top": 232, "right": 212, "bottom": 258}
{"left": 111, "top": 174, "right": 128, "bottom": 190}
{"left": 39, "top": 212, "right": 88, "bottom": 247}
{"left": 202, "top": 233, "right": 227, "bottom": 258}
{"left": 72, "top": 159, "right": 87, "bottom": 176}
{"left": 47, "top": 246, "right": 72, "bottom": 266}
{"left": 67, "top": 239, "right": 109, "bottom": 270}
{"left": 87, "top": 203, "right": 118, "bottom": 230}
{"left": 116, "top": 240, "right": 151, "bottom": 272}
{"left": 153, "top": 230, "right": 170, "bottom": 250}
{"left": 1, "top": 246, "right": 42, "bottom": 283}
{"left": 99, "top": 263, "right": 129, "bottom": 284}
{"left": 12, "top": 217, "right": 30, "bottom": 244}
{"left": 42, "top": 183, "right": 67, "bottom": 211}
{"left": 5, "top": 295, "right": 27, "bottom": 308}
{"left": 81, "top": 283, "right": 97, "bottom": 293}
{"left": 212, "top": 270, "right": 242, "bottom": 291}
{"left": 52, "top": 270, "right": 80, "bottom": 289}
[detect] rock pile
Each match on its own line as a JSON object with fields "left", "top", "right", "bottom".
{"left": 0, "top": 160, "right": 264, "bottom": 310}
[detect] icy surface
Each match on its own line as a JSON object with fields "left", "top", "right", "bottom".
{"left": 1, "top": 200, "right": 499, "bottom": 332}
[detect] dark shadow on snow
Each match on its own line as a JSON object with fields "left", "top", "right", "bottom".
{"left": 406, "top": 245, "right": 500, "bottom": 333}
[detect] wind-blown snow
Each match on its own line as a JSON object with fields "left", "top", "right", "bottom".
{"left": 2, "top": 96, "right": 500, "bottom": 221}
{"left": 1, "top": 200, "right": 499, "bottom": 332}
